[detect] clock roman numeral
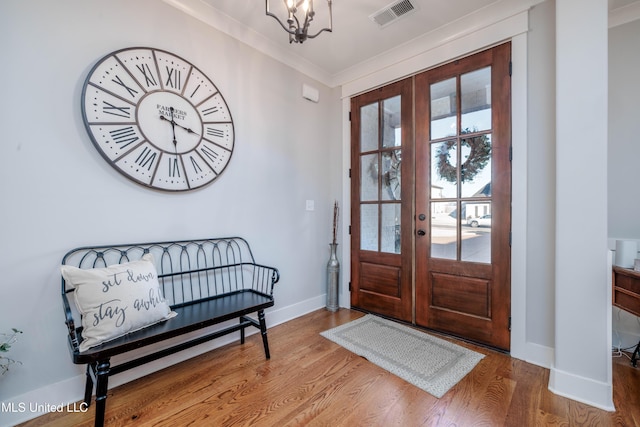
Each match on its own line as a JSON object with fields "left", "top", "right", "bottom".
{"left": 136, "top": 63, "right": 158, "bottom": 88}
{"left": 165, "top": 67, "right": 181, "bottom": 90}
{"left": 206, "top": 128, "right": 225, "bottom": 139}
{"left": 200, "top": 144, "right": 219, "bottom": 163}
{"left": 201, "top": 106, "right": 219, "bottom": 116}
{"left": 202, "top": 124, "right": 232, "bottom": 151}
{"left": 190, "top": 156, "right": 203, "bottom": 174}
{"left": 109, "top": 126, "right": 139, "bottom": 149}
{"left": 168, "top": 156, "right": 181, "bottom": 178}
{"left": 112, "top": 75, "right": 138, "bottom": 98}
{"left": 134, "top": 146, "right": 157, "bottom": 170}
{"left": 189, "top": 84, "right": 201, "bottom": 99}
{"left": 101, "top": 100, "right": 131, "bottom": 118}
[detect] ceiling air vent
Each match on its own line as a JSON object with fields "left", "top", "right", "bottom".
{"left": 370, "top": 0, "right": 418, "bottom": 28}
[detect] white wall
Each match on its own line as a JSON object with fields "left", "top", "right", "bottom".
{"left": 609, "top": 21, "right": 640, "bottom": 239}
{"left": 0, "top": 1, "right": 341, "bottom": 423}
{"left": 609, "top": 18, "right": 640, "bottom": 349}
{"left": 526, "top": 0, "right": 557, "bottom": 352}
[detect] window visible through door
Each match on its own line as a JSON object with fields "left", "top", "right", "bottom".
{"left": 359, "top": 95, "right": 402, "bottom": 254}
{"left": 429, "top": 66, "right": 493, "bottom": 264}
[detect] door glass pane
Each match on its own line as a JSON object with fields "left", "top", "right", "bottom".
{"left": 430, "top": 78, "right": 457, "bottom": 139}
{"left": 382, "top": 96, "right": 401, "bottom": 148}
{"left": 461, "top": 67, "right": 491, "bottom": 133}
{"left": 462, "top": 202, "right": 491, "bottom": 263}
{"left": 431, "top": 140, "right": 458, "bottom": 199}
{"left": 460, "top": 134, "right": 492, "bottom": 198}
{"left": 360, "top": 102, "right": 379, "bottom": 152}
{"left": 361, "top": 204, "right": 378, "bottom": 251}
{"left": 431, "top": 201, "right": 457, "bottom": 259}
{"left": 358, "top": 94, "right": 405, "bottom": 254}
{"left": 382, "top": 149, "right": 401, "bottom": 201}
{"left": 381, "top": 203, "right": 401, "bottom": 254}
{"left": 360, "top": 154, "right": 378, "bottom": 201}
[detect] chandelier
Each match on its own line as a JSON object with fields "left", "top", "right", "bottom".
{"left": 265, "top": 0, "right": 333, "bottom": 44}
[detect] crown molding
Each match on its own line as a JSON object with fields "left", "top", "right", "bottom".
{"left": 334, "top": 0, "right": 542, "bottom": 90}
{"left": 609, "top": 1, "right": 640, "bottom": 28}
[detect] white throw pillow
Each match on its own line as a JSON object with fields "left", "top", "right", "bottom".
{"left": 61, "top": 254, "right": 177, "bottom": 352}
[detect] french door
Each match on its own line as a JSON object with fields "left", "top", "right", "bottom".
{"left": 351, "top": 43, "right": 511, "bottom": 350}
{"left": 350, "top": 78, "right": 413, "bottom": 322}
{"left": 414, "top": 43, "right": 511, "bottom": 350}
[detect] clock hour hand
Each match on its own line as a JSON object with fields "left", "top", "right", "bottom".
{"left": 169, "top": 108, "right": 178, "bottom": 150}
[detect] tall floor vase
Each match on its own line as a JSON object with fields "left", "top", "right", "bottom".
{"left": 326, "top": 243, "right": 340, "bottom": 312}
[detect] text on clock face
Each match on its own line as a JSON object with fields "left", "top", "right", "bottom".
{"left": 157, "top": 104, "right": 188, "bottom": 121}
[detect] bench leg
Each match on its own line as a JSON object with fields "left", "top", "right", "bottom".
{"left": 258, "top": 310, "right": 270, "bottom": 359}
{"left": 632, "top": 340, "right": 640, "bottom": 367}
{"left": 84, "top": 363, "right": 95, "bottom": 406}
{"left": 94, "top": 359, "right": 110, "bottom": 427}
{"left": 240, "top": 317, "right": 245, "bottom": 344}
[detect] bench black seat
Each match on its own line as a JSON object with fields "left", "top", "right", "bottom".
{"left": 72, "top": 289, "right": 274, "bottom": 364}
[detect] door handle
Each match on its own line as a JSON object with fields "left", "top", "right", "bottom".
{"left": 417, "top": 229, "right": 426, "bottom": 236}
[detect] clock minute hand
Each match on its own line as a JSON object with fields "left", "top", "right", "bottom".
{"left": 159, "top": 114, "right": 200, "bottom": 136}
{"left": 173, "top": 120, "right": 200, "bottom": 136}
{"left": 178, "top": 124, "right": 200, "bottom": 136}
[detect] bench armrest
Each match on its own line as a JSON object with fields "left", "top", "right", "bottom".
{"left": 252, "top": 263, "right": 280, "bottom": 296}
{"left": 61, "top": 286, "right": 80, "bottom": 351}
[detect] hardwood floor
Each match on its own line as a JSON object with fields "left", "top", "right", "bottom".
{"left": 19, "top": 309, "right": 640, "bottom": 426}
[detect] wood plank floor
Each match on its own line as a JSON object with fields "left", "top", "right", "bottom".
{"left": 19, "top": 309, "right": 640, "bottom": 426}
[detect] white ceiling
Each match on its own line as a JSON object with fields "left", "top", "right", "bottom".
{"left": 164, "top": 0, "right": 640, "bottom": 87}
{"left": 202, "top": 0, "right": 501, "bottom": 76}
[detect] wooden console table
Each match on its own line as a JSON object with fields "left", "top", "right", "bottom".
{"left": 613, "top": 266, "right": 640, "bottom": 366}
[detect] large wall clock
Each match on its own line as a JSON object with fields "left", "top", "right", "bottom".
{"left": 81, "top": 47, "right": 234, "bottom": 191}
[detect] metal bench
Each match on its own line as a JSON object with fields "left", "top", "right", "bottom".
{"left": 61, "top": 237, "right": 279, "bottom": 427}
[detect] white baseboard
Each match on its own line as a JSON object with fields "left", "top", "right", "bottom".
{"left": 522, "top": 341, "right": 554, "bottom": 369}
{"left": 0, "top": 296, "right": 326, "bottom": 427}
{"left": 267, "top": 294, "right": 326, "bottom": 327}
{"left": 516, "top": 341, "right": 616, "bottom": 411}
{"left": 549, "top": 366, "right": 615, "bottom": 412}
